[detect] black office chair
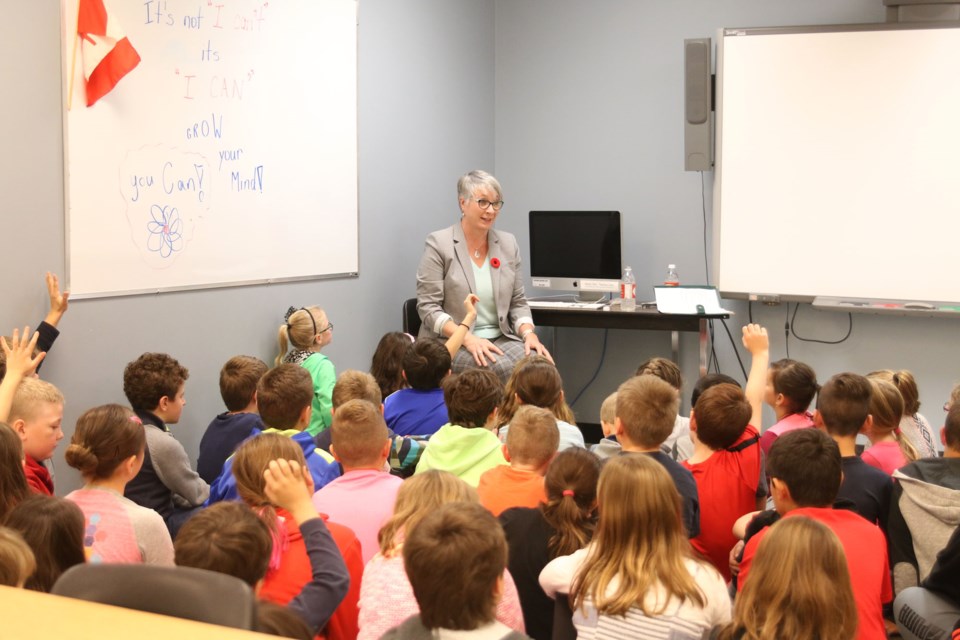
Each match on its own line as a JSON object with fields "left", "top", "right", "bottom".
{"left": 402, "top": 297, "right": 422, "bottom": 335}
{"left": 52, "top": 563, "right": 256, "bottom": 630}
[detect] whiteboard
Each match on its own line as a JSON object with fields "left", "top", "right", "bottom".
{"left": 714, "top": 23, "right": 960, "bottom": 303}
{"left": 61, "top": 0, "right": 359, "bottom": 298}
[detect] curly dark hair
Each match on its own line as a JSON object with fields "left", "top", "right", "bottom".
{"left": 123, "top": 353, "right": 189, "bottom": 413}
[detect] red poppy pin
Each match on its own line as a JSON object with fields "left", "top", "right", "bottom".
{"left": 490, "top": 258, "right": 501, "bottom": 269}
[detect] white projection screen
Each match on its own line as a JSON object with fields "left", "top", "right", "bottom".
{"left": 714, "top": 23, "right": 960, "bottom": 303}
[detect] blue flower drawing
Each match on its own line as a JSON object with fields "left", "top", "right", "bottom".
{"left": 146, "top": 205, "right": 184, "bottom": 258}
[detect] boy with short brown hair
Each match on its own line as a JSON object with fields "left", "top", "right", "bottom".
{"left": 477, "top": 405, "right": 559, "bottom": 516}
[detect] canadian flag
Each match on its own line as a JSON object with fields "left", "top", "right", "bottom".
{"left": 77, "top": 0, "right": 141, "bottom": 107}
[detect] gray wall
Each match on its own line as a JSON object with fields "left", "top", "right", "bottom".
{"left": 2, "top": 0, "right": 495, "bottom": 493}
{"left": 5, "top": 1, "right": 956, "bottom": 495}
{"left": 494, "top": 0, "right": 958, "bottom": 432}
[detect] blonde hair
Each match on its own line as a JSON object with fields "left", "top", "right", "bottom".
{"left": 276, "top": 306, "right": 325, "bottom": 366}
{"left": 506, "top": 405, "right": 560, "bottom": 467}
{"left": 571, "top": 455, "right": 708, "bottom": 617}
{"left": 0, "top": 526, "right": 35, "bottom": 588}
{"left": 377, "top": 470, "right": 477, "bottom": 555}
{"left": 719, "top": 516, "right": 858, "bottom": 640}
{"left": 599, "top": 392, "right": 617, "bottom": 426}
{"left": 868, "top": 369, "right": 922, "bottom": 415}
{"left": 951, "top": 382, "right": 960, "bottom": 409}
{"left": 496, "top": 355, "right": 575, "bottom": 428}
{"left": 867, "top": 377, "right": 919, "bottom": 462}
{"left": 10, "top": 378, "right": 64, "bottom": 423}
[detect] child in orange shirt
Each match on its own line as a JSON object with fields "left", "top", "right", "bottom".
{"left": 478, "top": 406, "right": 559, "bottom": 516}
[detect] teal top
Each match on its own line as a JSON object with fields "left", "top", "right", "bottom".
{"left": 471, "top": 258, "right": 502, "bottom": 339}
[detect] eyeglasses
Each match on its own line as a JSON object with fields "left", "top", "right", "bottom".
{"left": 474, "top": 198, "right": 504, "bottom": 211}
{"left": 319, "top": 323, "right": 334, "bottom": 334}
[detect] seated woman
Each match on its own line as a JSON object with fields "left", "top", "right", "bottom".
{"left": 416, "top": 169, "right": 550, "bottom": 381}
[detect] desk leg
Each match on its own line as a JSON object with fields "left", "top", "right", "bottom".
{"left": 671, "top": 330, "right": 680, "bottom": 371}
{"left": 699, "top": 319, "right": 708, "bottom": 376}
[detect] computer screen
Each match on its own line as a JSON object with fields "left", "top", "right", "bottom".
{"left": 528, "top": 211, "right": 622, "bottom": 299}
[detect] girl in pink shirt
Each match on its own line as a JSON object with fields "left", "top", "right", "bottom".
{"left": 758, "top": 359, "right": 819, "bottom": 456}
{"left": 862, "top": 378, "right": 918, "bottom": 475}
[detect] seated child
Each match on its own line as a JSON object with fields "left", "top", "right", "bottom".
{"left": 870, "top": 369, "right": 940, "bottom": 459}
{"left": 315, "top": 370, "right": 426, "bottom": 477}
{"left": 5, "top": 495, "right": 86, "bottom": 592}
{"left": 863, "top": 376, "right": 918, "bottom": 474}
{"left": 499, "top": 448, "right": 601, "bottom": 640}
{"left": 0, "top": 527, "right": 35, "bottom": 588}
{"left": 277, "top": 305, "right": 336, "bottom": 437}
{"left": 415, "top": 369, "right": 507, "bottom": 486}
{"left": 614, "top": 374, "right": 700, "bottom": 538}
{"left": 9, "top": 378, "right": 64, "bottom": 496}
{"left": 478, "top": 405, "right": 559, "bottom": 516}
{"left": 496, "top": 357, "right": 585, "bottom": 450}
{"left": 888, "top": 403, "right": 960, "bottom": 596}
{"left": 359, "top": 470, "right": 524, "bottom": 640}
{"left": 384, "top": 339, "right": 451, "bottom": 437}
{"left": 207, "top": 364, "right": 340, "bottom": 503}
{"left": 196, "top": 355, "right": 267, "bottom": 483}
{"left": 231, "top": 434, "right": 362, "bottom": 640}
{"left": 758, "top": 356, "right": 819, "bottom": 456}
{"left": 0, "top": 424, "right": 29, "bottom": 521}
{"left": 816, "top": 373, "right": 892, "bottom": 527}
{"left": 635, "top": 357, "right": 692, "bottom": 461}
{"left": 371, "top": 332, "right": 415, "bottom": 400}
{"left": 312, "top": 399, "right": 403, "bottom": 563}
{"left": 738, "top": 429, "right": 891, "bottom": 640}
{"left": 383, "top": 502, "right": 531, "bottom": 640}
{"left": 122, "top": 352, "right": 208, "bottom": 537}
{"left": 894, "top": 524, "right": 960, "bottom": 640}
{"left": 175, "top": 459, "right": 350, "bottom": 636}
{"left": 590, "top": 392, "right": 620, "bottom": 459}
{"left": 683, "top": 383, "right": 764, "bottom": 581}
{"left": 65, "top": 404, "right": 174, "bottom": 565}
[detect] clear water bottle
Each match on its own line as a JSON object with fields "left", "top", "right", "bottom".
{"left": 621, "top": 266, "right": 636, "bottom": 311}
{"left": 664, "top": 264, "right": 680, "bottom": 287}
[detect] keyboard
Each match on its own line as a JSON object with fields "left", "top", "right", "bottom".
{"left": 527, "top": 300, "right": 606, "bottom": 310}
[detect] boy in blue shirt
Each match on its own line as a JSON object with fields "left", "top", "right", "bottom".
{"left": 384, "top": 338, "right": 450, "bottom": 437}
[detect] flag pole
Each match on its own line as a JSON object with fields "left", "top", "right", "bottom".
{"left": 67, "top": 0, "right": 80, "bottom": 110}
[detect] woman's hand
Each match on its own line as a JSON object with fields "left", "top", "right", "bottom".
{"left": 523, "top": 331, "right": 554, "bottom": 363}
{"left": 463, "top": 332, "right": 504, "bottom": 367}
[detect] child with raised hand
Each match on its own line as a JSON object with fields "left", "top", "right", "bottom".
{"left": 0, "top": 527, "right": 35, "bottom": 588}
{"left": 5, "top": 495, "right": 86, "bottom": 592}
{"left": 863, "top": 376, "right": 919, "bottom": 474}
{"left": 870, "top": 369, "right": 939, "bottom": 459}
{"left": 756, "top": 344, "right": 819, "bottom": 456}
{"left": 0, "top": 327, "right": 46, "bottom": 422}
{"left": 358, "top": 470, "right": 525, "bottom": 640}
{"left": 539, "top": 455, "right": 730, "bottom": 637}
{"left": 232, "top": 433, "right": 362, "bottom": 640}
{"left": 64, "top": 404, "right": 174, "bottom": 565}
{"left": 499, "top": 447, "right": 601, "bottom": 640}
{"left": 478, "top": 405, "right": 559, "bottom": 516}
{"left": 710, "top": 517, "right": 858, "bottom": 640}
{"left": 278, "top": 306, "right": 336, "bottom": 437}
{"left": 497, "top": 356, "right": 585, "bottom": 450}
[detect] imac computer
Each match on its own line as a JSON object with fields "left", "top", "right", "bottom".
{"left": 528, "top": 210, "right": 622, "bottom": 303}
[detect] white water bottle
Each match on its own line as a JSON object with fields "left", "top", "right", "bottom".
{"left": 664, "top": 264, "right": 680, "bottom": 287}
{"left": 621, "top": 266, "right": 636, "bottom": 311}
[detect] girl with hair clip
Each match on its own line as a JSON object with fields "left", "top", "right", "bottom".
{"left": 233, "top": 433, "right": 361, "bottom": 640}
{"left": 64, "top": 404, "right": 174, "bottom": 565}
{"left": 540, "top": 455, "right": 730, "bottom": 638}
{"left": 869, "top": 369, "right": 939, "bottom": 459}
{"left": 499, "top": 448, "right": 601, "bottom": 640}
{"left": 0, "top": 425, "right": 29, "bottom": 522}
{"left": 277, "top": 305, "right": 336, "bottom": 436}
{"left": 710, "top": 516, "right": 857, "bottom": 640}
{"left": 5, "top": 495, "right": 86, "bottom": 592}
{"left": 863, "top": 377, "right": 919, "bottom": 475}
{"left": 358, "top": 470, "right": 525, "bottom": 640}
{"left": 497, "top": 356, "right": 586, "bottom": 450}
{"left": 758, "top": 358, "right": 819, "bottom": 457}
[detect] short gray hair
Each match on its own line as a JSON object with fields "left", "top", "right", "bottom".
{"left": 457, "top": 170, "right": 502, "bottom": 203}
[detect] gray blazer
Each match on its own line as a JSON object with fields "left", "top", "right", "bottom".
{"left": 416, "top": 223, "right": 533, "bottom": 340}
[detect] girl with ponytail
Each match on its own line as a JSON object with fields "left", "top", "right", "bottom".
{"left": 863, "top": 377, "right": 919, "bottom": 474}
{"left": 499, "top": 447, "right": 601, "bottom": 640}
{"left": 64, "top": 404, "right": 173, "bottom": 565}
